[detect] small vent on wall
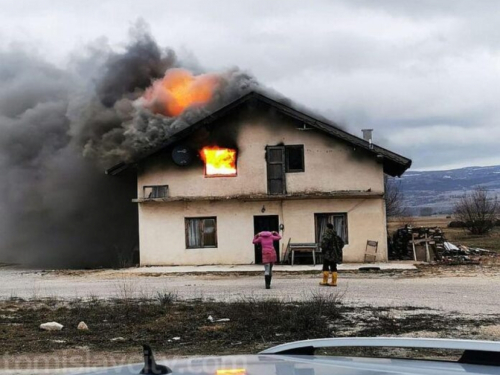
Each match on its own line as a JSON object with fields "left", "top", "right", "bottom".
{"left": 296, "top": 123, "right": 313, "bottom": 131}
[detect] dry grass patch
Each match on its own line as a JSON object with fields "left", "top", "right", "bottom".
{"left": 445, "top": 227, "right": 500, "bottom": 252}
{"left": 0, "top": 293, "right": 343, "bottom": 356}
{"left": 2, "top": 297, "right": 500, "bottom": 368}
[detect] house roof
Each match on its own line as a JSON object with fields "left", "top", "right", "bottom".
{"left": 106, "top": 91, "right": 411, "bottom": 177}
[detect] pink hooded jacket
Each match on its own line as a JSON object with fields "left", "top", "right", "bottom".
{"left": 253, "top": 231, "right": 281, "bottom": 264}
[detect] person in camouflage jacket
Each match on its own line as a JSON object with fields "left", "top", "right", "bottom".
{"left": 319, "top": 223, "right": 344, "bottom": 286}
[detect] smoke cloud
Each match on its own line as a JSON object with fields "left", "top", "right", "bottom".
{"left": 0, "top": 22, "right": 261, "bottom": 268}
{"left": 0, "top": 19, "right": 335, "bottom": 268}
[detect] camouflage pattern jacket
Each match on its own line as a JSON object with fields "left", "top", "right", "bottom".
{"left": 320, "top": 228, "right": 345, "bottom": 263}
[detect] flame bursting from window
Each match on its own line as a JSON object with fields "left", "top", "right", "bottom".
{"left": 200, "top": 146, "right": 237, "bottom": 177}
{"left": 141, "top": 68, "right": 219, "bottom": 117}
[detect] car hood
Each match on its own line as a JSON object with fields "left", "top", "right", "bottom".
{"left": 69, "top": 354, "right": 498, "bottom": 375}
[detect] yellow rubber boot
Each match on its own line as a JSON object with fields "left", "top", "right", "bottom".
{"left": 319, "top": 271, "right": 329, "bottom": 286}
{"left": 329, "top": 272, "right": 338, "bottom": 287}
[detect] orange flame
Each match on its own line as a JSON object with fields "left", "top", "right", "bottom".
{"left": 200, "top": 146, "right": 237, "bottom": 177}
{"left": 216, "top": 370, "right": 246, "bottom": 375}
{"left": 142, "top": 68, "right": 219, "bottom": 117}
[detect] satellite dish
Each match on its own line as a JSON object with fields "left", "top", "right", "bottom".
{"left": 172, "top": 145, "right": 194, "bottom": 166}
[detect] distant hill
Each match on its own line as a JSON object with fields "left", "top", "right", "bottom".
{"left": 396, "top": 165, "right": 500, "bottom": 216}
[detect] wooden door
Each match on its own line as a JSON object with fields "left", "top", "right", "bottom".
{"left": 266, "top": 146, "right": 286, "bottom": 195}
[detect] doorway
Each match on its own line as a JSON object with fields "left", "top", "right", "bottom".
{"left": 253, "top": 215, "right": 280, "bottom": 264}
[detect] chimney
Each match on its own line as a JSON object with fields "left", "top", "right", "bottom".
{"left": 362, "top": 129, "right": 373, "bottom": 142}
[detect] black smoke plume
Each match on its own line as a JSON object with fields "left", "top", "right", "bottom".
{"left": 0, "top": 23, "right": 261, "bottom": 268}
{"left": 0, "top": 20, "right": 338, "bottom": 268}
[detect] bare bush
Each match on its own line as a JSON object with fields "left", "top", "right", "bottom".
{"left": 395, "top": 215, "right": 416, "bottom": 228}
{"left": 156, "top": 291, "right": 178, "bottom": 306}
{"left": 453, "top": 186, "right": 499, "bottom": 235}
{"left": 385, "top": 176, "right": 410, "bottom": 219}
{"left": 448, "top": 221, "right": 466, "bottom": 228}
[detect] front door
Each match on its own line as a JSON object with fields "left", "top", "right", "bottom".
{"left": 253, "top": 215, "right": 280, "bottom": 264}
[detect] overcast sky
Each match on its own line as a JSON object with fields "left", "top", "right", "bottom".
{"left": 1, "top": 0, "right": 499, "bottom": 171}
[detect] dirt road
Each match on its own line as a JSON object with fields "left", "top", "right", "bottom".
{"left": 1, "top": 267, "right": 499, "bottom": 315}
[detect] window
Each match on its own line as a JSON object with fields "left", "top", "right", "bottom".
{"left": 200, "top": 147, "right": 237, "bottom": 177}
{"left": 143, "top": 185, "right": 169, "bottom": 199}
{"left": 315, "top": 213, "right": 348, "bottom": 244}
{"left": 285, "top": 145, "right": 304, "bottom": 172}
{"left": 185, "top": 217, "right": 217, "bottom": 248}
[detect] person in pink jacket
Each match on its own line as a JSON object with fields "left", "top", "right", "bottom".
{"left": 253, "top": 231, "right": 282, "bottom": 289}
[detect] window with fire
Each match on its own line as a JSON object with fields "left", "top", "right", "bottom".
{"left": 200, "top": 147, "right": 237, "bottom": 177}
{"left": 185, "top": 217, "right": 217, "bottom": 248}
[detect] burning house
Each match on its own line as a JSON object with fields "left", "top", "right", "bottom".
{"left": 107, "top": 86, "right": 411, "bottom": 265}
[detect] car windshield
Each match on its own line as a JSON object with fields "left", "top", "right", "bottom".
{"left": 1, "top": 1, "right": 500, "bottom": 374}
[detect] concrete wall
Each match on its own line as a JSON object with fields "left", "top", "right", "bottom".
{"left": 137, "top": 116, "right": 384, "bottom": 198}
{"left": 138, "top": 198, "right": 388, "bottom": 265}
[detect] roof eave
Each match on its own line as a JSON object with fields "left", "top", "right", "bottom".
{"left": 105, "top": 91, "right": 412, "bottom": 177}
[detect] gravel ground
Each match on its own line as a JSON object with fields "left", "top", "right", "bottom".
{"left": 1, "top": 268, "right": 500, "bottom": 315}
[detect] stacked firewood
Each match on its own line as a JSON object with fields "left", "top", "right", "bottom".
{"left": 389, "top": 225, "right": 496, "bottom": 264}
{"left": 389, "top": 225, "right": 445, "bottom": 261}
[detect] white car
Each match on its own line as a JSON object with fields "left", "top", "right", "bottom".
{"left": 72, "top": 338, "right": 500, "bottom": 375}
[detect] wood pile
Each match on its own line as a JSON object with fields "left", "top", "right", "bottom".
{"left": 389, "top": 226, "right": 496, "bottom": 264}
{"left": 389, "top": 225, "right": 445, "bottom": 261}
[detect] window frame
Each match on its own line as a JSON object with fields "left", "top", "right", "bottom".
{"left": 314, "top": 212, "right": 349, "bottom": 244}
{"left": 185, "top": 217, "right": 218, "bottom": 249}
{"left": 285, "top": 145, "right": 305, "bottom": 173}
{"left": 143, "top": 185, "right": 169, "bottom": 199}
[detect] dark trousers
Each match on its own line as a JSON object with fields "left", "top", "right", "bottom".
{"left": 322, "top": 260, "right": 337, "bottom": 272}
{"left": 264, "top": 264, "right": 273, "bottom": 289}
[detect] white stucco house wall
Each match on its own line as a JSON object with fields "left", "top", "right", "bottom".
{"left": 107, "top": 92, "right": 411, "bottom": 266}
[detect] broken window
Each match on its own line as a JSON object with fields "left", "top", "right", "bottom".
{"left": 185, "top": 217, "right": 217, "bottom": 248}
{"left": 285, "top": 145, "right": 305, "bottom": 172}
{"left": 315, "top": 213, "right": 348, "bottom": 244}
{"left": 143, "top": 185, "right": 169, "bottom": 199}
